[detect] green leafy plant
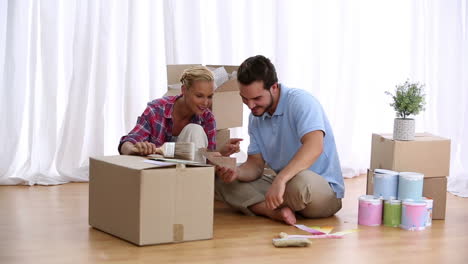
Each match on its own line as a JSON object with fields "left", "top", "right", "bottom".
{"left": 385, "top": 80, "right": 426, "bottom": 119}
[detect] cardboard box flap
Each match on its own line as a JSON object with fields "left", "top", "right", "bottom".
{"left": 91, "top": 156, "right": 212, "bottom": 170}
{"left": 166, "top": 79, "right": 238, "bottom": 92}
{"left": 166, "top": 65, "right": 239, "bottom": 93}
{"left": 150, "top": 159, "right": 212, "bottom": 168}
{"left": 167, "top": 64, "right": 201, "bottom": 85}
{"left": 91, "top": 155, "right": 177, "bottom": 170}
{"left": 206, "top": 65, "right": 238, "bottom": 74}
{"left": 165, "top": 87, "right": 181, "bottom": 96}
{"left": 167, "top": 64, "right": 238, "bottom": 85}
{"left": 215, "top": 79, "right": 238, "bottom": 92}
{"left": 370, "top": 134, "right": 396, "bottom": 170}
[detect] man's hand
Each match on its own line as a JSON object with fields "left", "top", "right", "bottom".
{"left": 219, "top": 138, "right": 243, "bottom": 157}
{"left": 131, "top": 141, "right": 157, "bottom": 156}
{"left": 265, "top": 181, "right": 286, "bottom": 210}
{"left": 216, "top": 166, "right": 239, "bottom": 183}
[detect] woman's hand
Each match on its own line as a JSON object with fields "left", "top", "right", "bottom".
{"left": 134, "top": 141, "right": 157, "bottom": 155}
{"left": 219, "top": 138, "right": 243, "bottom": 157}
{"left": 121, "top": 141, "right": 157, "bottom": 156}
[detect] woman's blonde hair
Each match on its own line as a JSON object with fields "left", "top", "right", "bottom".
{"left": 180, "top": 66, "right": 214, "bottom": 88}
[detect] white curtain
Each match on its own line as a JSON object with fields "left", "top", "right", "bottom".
{"left": 0, "top": 0, "right": 167, "bottom": 184}
{"left": 1, "top": 0, "right": 467, "bottom": 196}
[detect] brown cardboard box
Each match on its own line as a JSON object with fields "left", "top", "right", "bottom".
{"left": 423, "top": 176, "right": 448, "bottom": 220}
{"left": 366, "top": 169, "right": 447, "bottom": 219}
{"left": 89, "top": 155, "right": 214, "bottom": 246}
{"left": 366, "top": 169, "right": 374, "bottom": 195}
{"left": 165, "top": 64, "right": 243, "bottom": 130}
{"left": 370, "top": 133, "right": 451, "bottom": 178}
{"left": 215, "top": 129, "right": 230, "bottom": 152}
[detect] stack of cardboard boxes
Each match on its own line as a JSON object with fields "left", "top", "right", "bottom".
{"left": 89, "top": 65, "right": 243, "bottom": 246}
{"left": 366, "top": 133, "right": 451, "bottom": 219}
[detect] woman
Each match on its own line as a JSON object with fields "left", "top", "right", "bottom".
{"left": 119, "top": 66, "right": 240, "bottom": 162}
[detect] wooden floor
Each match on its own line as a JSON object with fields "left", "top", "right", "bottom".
{"left": 1, "top": 174, "right": 467, "bottom": 264}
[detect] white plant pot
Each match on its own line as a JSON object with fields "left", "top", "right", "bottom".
{"left": 393, "top": 118, "right": 415, "bottom": 141}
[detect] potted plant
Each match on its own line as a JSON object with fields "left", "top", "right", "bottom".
{"left": 385, "top": 80, "right": 426, "bottom": 140}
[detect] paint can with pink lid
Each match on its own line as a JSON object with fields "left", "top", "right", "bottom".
{"left": 400, "top": 200, "right": 427, "bottom": 231}
{"left": 358, "top": 195, "right": 383, "bottom": 226}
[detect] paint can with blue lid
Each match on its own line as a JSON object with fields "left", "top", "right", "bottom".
{"left": 373, "top": 169, "right": 399, "bottom": 200}
{"left": 398, "top": 172, "right": 424, "bottom": 201}
{"left": 400, "top": 200, "right": 427, "bottom": 231}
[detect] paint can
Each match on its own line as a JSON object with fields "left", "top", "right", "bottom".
{"left": 358, "top": 195, "right": 383, "bottom": 226}
{"left": 383, "top": 199, "right": 402, "bottom": 227}
{"left": 373, "top": 169, "right": 399, "bottom": 200}
{"left": 398, "top": 172, "right": 424, "bottom": 201}
{"left": 400, "top": 200, "right": 427, "bottom": 231}
{"left": 423, "top": 197, "right": 433, "bottom": 227}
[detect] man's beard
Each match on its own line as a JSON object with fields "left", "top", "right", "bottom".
{"left": 252, "top": 90, "right": 274, "bottom": 117}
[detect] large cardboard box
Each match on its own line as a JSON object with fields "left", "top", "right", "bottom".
{"left": 366, "top": 170, "right": 447, "bottom": 219}
{"left": 165, "top": 64, "right": 243, "bottom": 130}
{"left": 370, "top": 133, "right": 451, "bottom": 178}
{"left": 89, "top": 155, "right": 214, "bottom": 246}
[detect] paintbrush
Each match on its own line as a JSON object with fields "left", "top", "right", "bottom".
{"left": 133, "top": 142, "right": 195, "bottom": 160}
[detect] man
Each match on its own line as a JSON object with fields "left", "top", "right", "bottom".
{"left": 216, "top": 55, "right": 344, "bottom": 225}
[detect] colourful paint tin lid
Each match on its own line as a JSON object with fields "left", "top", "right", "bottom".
{"left": 422, "top": 197, "right": 433, "bottom": 206}
{"left": 384, "top": 199, "right": 402, "bottom": 205}
{"left": 399, "top": 172, "right": 424, "bottom": 180}
{"left": 402, "top": 200, "right": 426, "bottom": 206}
{"left": 359, "top": 195, "right": 382, "bottom": 205}
{"left": 374, "top": 169, "right": 399, "bottom": 175}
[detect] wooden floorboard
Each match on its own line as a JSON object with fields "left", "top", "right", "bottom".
{"left": 0, "top": 174, "right": 467, "bottom": 264}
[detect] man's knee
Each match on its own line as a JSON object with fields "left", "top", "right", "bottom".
{"left": 283, "top": 179, "right": 311, "bottom": 211}
{"left": 300, "top": 198, "right": 342, "bottom": 218}
{"left": 283, "top": 170, "right": 324, "bottom": 208}
{"left": 283, "top": 170, "right": 341, "bottom": 217}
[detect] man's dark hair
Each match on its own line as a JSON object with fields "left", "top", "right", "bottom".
{"left": 237, "top": 55, "right": 278, "bottom": 90}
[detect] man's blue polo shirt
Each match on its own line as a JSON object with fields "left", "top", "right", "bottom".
{"left": 247, "top": 84, "right": 344, "bottom": 198}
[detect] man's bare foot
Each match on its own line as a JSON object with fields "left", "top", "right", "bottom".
{"left": 249, "top": 202, "right": 297, "bottom": 225}
{"left": 272, "top": 207, "right": 296, "bottom": 225}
